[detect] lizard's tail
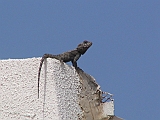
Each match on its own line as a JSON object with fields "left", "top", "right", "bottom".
{"left": 38, "top": 56, "right": 45, "bottom": 99}
{"left": 38, "top": 54, "right": 58, "bottom": 98}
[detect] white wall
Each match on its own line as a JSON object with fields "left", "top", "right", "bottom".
{"left": 1, "top": 58, "right": 122, "bottom": 120}
{"left": 0, "top": 58, "right": 82, "bottom": 120}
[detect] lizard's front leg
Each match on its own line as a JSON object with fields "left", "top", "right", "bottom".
{"left": 72, "top": 54, "right": 81, "bottom": 68}
{"left": 72, "top": 61, "right": 77, "bottom": 68}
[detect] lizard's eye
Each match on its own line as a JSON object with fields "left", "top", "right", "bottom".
{"left": 83, "top": 40, "right": 88, "bottom": 43}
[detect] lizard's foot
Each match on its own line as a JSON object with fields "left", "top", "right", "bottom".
{"left": 75, "top": 67, "right": 80, "bottom": 70}
{"left": 75, "top": 67, "right": 84, "bottom": 73}
{"left": 59, "top": 60, "right": 64, "bottom": 64}
{"left": 59, "top": 60, "right": 63, "bottom": 63}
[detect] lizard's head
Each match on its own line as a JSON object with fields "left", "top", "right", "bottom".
{"left": 77, "top": 40, "right": 92, "bottom": 55}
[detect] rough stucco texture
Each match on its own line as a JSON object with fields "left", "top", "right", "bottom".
{"left": 0, "top": 58, "right": 83, "bottom": 120}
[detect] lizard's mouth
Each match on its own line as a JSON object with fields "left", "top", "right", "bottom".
{"left": 84, "top": 40, "right": 92, "bottom": 47}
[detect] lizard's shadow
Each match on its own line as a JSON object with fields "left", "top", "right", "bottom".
{"left": 43, "top": 59, "right": 47, "bottom": 119}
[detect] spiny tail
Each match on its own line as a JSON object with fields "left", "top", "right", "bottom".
{"left": 38, "top": 57, "right": 45, "bottom": 99}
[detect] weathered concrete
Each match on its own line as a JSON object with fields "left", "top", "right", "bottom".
{"left": 0, "top": 58, "right": 122, "bottom": 120}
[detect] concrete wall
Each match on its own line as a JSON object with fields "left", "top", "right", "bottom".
{"left": 1, "top": 58, "right": 82, "bottom": 120}
{"left": 1, "top": 58, "right": 122, "bottom": 120}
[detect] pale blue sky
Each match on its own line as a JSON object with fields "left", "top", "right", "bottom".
{"left": 1, "top": 1, "right": 160, "bottom": 119}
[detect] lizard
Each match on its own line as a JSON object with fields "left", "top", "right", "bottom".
{"left": 38, "top": 40, "right": 92, "bottom": 98}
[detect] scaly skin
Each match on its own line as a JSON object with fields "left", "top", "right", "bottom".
{"left": 38, "top": 40, "right": 92, "bottom": 98}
